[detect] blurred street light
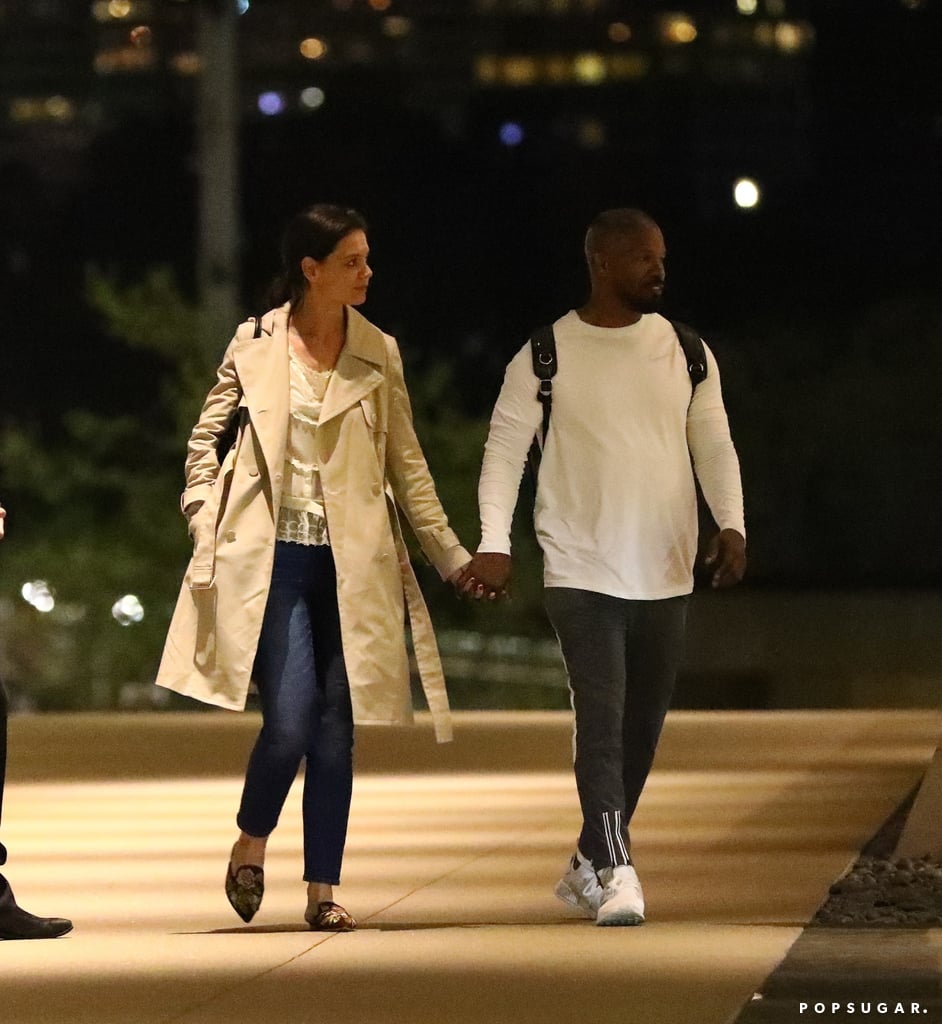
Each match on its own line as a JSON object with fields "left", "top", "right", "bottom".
{"left": 733, "top": 177, "right": 761, "bottom": 209}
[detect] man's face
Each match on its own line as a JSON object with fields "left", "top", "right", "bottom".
{"left": 602, "top": 224, "right": 666, "bottom": 314}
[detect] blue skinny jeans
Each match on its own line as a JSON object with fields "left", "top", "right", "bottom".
{"left": 237, "top": 541, "right": 354, "bottom": 885}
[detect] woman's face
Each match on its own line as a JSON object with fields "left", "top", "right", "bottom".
{"left": 302, "top": 229, "right": 372, "bottom": 307}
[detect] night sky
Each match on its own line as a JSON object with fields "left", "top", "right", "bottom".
{"left": 1, "top": 0, "right": 941, "bottom": 587}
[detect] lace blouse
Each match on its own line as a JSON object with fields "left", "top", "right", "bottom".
{"left": 275, "top": 348, "right": 333, "bottom": 546}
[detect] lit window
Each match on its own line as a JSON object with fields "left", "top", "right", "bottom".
{"left": 502, "top": 57, "right": 538, "bottom": 86}
{"left": 45, "top": 96, "right": 74, "bottom": 120}
{"left": 94, "top": 46, "right": 155, "bottom": 73}
{"left": 609, "top": 53, "right": 651, "bottom": 80}
{"left": 733, "top": 178, "right": 761, "bottom": 209}
{"left": 663, "top": 14, "right": 698, "bottom": 44}
{"left": 776, "top": 21, "right": 814, "bottom": 51}
{"left": 544, "top": 56, "right": 571, "bottom": 84}
{"left": 475, "top": 55, "right": 499, "bottom": 85}
{"left": 383, "top": 16, "right": 412, "bottom": 38}
{"left": 573, "top": 52, "right": 606, "bottom": 84}
{"left": 577, "top": 117, "right": 607, "bottom": 149}
{"left": 608, "top": 22, "right": 632, "bottom": 43}
{"left": 172, "top": 52, "right": 201, "bottom": 75}
{"left": 300, "top": 37, "right": 328, "bottom": 60}
{"left": 130, "top": 25, "right": 152, "bottom": 47}
{"left": 754, "top": 22, "right": 775, "bottom": 47}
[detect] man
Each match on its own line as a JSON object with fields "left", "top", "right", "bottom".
{"left": 460, "top": 209, "right": 745, "bottom": 926}
{"left": 0, "top": 501, "right": 73, "bottom": 940}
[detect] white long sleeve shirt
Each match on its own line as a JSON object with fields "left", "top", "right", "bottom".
{"left": 479, "top": 310, "right": 745, "bottom": 600}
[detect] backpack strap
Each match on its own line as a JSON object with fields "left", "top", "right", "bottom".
{"left": 526, "top": 324, "right": 556, "bottom": 482}
{"left": 670, "top": 319, "right": 707, "bottom": 390}
{"left": 529, "top": 324, "right": 557, "bottom": 449}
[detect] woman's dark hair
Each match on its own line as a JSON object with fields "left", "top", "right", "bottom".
{"left": 268, "top": 203, "right": 368, "bottom": 309}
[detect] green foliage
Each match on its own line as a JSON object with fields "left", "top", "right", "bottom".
{"left": 0, "top": 267, "right": 196, "bottom": 708}
{"left": 85, "top": 266, "right": 217, "bottom": 443}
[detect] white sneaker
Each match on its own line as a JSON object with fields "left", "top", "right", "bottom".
{"left": 554, "top": 850, "right": 603, "bottom": 918}
{"left": 596, "top": 864, "right": 645, "bottom": 926}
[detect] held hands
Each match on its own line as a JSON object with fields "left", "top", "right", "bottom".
{"left": 451, "top": 552, "right": 512, "bottom": 601}
{"left": 704, "top": 529, "right": 746, "bottom": 589}
{"left": 0, "top": 503, "right": 5, "bottom": 540}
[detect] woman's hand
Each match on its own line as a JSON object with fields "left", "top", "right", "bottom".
{"left": 0, "top": 503, "right": 6, "bottom": 541}
{"left": 452, "top": 553, "right": 511, "bottom": 601}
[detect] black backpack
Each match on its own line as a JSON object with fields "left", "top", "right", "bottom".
{"left": 527, "top": 320, "right": 707, "bottom": 479}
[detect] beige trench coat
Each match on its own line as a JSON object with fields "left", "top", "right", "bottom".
{"left": 155, "top": 304, "right": 468, "bottom": 742}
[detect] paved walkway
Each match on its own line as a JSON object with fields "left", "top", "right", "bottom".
{"left": 1, "top": 710, "right": 939, "bottom": 1024}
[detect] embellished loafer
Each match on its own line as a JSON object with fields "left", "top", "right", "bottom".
{"left": 225, "top": 862, "right": 264, "bottom": 923}
{"left": 305, "top": 900, "right": 356, "bottom": 932}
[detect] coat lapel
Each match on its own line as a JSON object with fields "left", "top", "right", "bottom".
{"left": 318, "top": 307, "right": 386, "bottom": 427}
{"left": 232, "top": 304, "right": 289, "bottom": 482}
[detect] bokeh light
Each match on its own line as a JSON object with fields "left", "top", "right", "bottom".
{"left": 300, "top": 86, "right": 326, "bottom": 109}
{"left": 499, "top": 121, "right": 524, "bottom": 147}
{"left": 299, "top": 37, "right": 328, "bottom": 60}
{"left": 607, "top": 22, "right": 632, "bottom": 43}
{"left": 22, "top": 580, "right": 55, "bottom": 614}
{"left": 663, "top": 15, "right": 698, "bottom": 45}
{"left": 573, "top": 53, "right": 606, "bottom": 84}
{"left": 112, "top": 594, "right": 145, "bottom": 626}
{"left": 258, "top": 91, "right": 286, "bottom": 116}
{"left": 733, "top": 177, "right": 761, "bottom": 209}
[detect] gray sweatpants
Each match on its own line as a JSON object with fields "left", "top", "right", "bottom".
{"left": 544, "top": 587, "right": 689, "bottom": 871}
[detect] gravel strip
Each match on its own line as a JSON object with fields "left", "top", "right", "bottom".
{"left": 811, "top": 785, "right": 942, "bottom": 928}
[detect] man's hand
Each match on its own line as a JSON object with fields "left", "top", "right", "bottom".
{"left": 704, "top": 529, "right": 746, "bottom": 589}
{"left": 454, "top": 552, "right": 512, "bottom": 600}
{"left": 0, "top": 503, "right": 6, "bottom": 541}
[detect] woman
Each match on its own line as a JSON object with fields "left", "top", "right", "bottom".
{"left": 156, "top": 205, "right": 470, "bottom": 931}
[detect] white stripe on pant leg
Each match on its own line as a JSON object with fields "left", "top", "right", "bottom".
{"left": 615, "top": 810, "right": 630, "bottom": 864}
{"left": 602, "top": 812, "right": 617, "bottom": 866}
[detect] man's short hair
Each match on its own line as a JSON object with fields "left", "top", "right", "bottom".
{"left": 585, "top": 208, "right": 658, "bottom": 263}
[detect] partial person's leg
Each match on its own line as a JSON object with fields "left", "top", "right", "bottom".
{"left": 621, "top": 596, "right": 689, "bottom": 827}
{"left": 300, "top": 547, "right": 356, "bottom": 932}
{"left": 0, "top": 676, "right": 10, "bottom": 907}
{"left": 544, "top": 587, "right": 631, "bottom": 871}
{"left": 237, "top": 543, "right": 322, "bottom": 846}
{"left": 0, "top": 677, "right": 72, "bottom": 938}
{"left": 226, "top": 543, "right": 322, "bottom": 921}
{"left": 301, "top": 547, "right": 354, "bottom": 889}
{"left": 0, "top": 675, "right": 7, "bottom": 866}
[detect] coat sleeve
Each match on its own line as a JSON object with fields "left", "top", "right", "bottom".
{"left": 181, "top": 336, "right": 243, "bottom": 516}
{"left": 383, "top": 337, "right": 470, "bottom": 580}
